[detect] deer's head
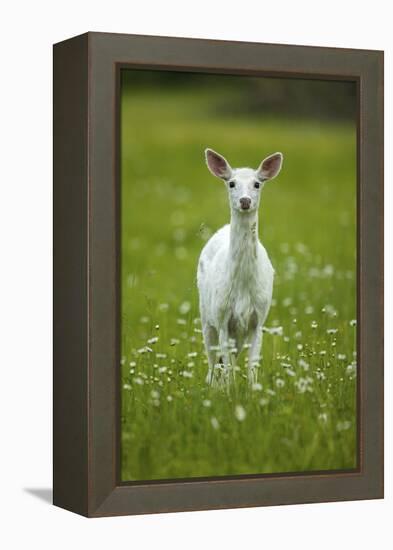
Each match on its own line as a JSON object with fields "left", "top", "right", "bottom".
{"left": 205, "top": 148, "right": 283, "bottom": 214}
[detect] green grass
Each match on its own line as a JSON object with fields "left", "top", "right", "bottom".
{"left": 120, "top": 82, "right": 357, "bottom": 481}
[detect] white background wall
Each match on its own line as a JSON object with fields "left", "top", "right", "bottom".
{"left": 1, "top": 1, "right": 391, "bottom": 548}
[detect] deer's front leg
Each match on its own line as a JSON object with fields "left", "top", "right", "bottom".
{"left": 218, "top": 327, "right": 231, "bottom": 366}
{"left": 202, "top": 324, "right": 218, "bottom": 385}
{"left": 247, "top": 325, "right": 263, "bottom": 385}
{"left": 214, "top": 327, "right": 232, "bottom": 387}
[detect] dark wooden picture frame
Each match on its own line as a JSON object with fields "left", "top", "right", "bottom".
{"left": 53, "top": 32, "right": 383, "bottom": 517}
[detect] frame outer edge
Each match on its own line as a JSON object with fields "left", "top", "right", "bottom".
{"left": 360, "top": 50, "right": 384, "bottom": 499}
{"left": 53, "top": 33, "right": 90, "bottom": 517}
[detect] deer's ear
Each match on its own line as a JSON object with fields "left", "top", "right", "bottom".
{"left": 205, "top": 148, "right": 232, "bottom": 179}
{"left": 257, "top": 152, "right": 283, "bottom": 181}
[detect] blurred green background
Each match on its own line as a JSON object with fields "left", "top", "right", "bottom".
{"left": 120, "top": 70, "right": 357, "bottom": 481}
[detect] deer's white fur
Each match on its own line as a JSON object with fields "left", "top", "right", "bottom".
{"left": 197, "top": 148, "right": 283, "bottom": 386}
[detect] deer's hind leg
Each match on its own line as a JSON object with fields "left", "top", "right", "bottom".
{"left": 247, "top": 311, "right": 263, "bottom": 385}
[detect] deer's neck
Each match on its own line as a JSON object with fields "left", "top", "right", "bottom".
{"left": 228, "top": 210, "right": 259, "bottom": 275}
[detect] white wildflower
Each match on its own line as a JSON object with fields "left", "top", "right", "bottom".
{"left": 318, "top": 412, "right": 328, "bottom": 423}
{"left": 325, "top": 304, "right": 337, "bottom": 317}
{"left": 323, "top": 264, "right": 334, "bottom": 277}
{"left": 181, "top": 371, "right": 193, "bottom": 378}
{"left": 337, "top": 420, "right": 351, "bottom": 431}
{"left": 211, "top": 417, "right": 220, "bottom": 430}
{"left": 235, "top": 405, "right": 247, "bottom": 422}
{"left": 298, "top": 359, "right": 309, "bottom": 371}
{"left": 263, "top": 326, "right": 283, "bottom": 336}
{"left": 179, "top": 301, "right": 191, "bottom": 315}
{"left": 295, "top": 377, "right": 312, "bottom": 393}
{"left": 346, "top": 364, "right": 356, "bottom": 375}
{"left": 170, "top": 338, "right": 180, "bottom": 346}
{"left": 296, "top": 242, "right": 307, "bottom": 254}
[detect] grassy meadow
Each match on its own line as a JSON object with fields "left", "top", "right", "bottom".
{"left": 120, "top": 73, "right": 357, "bottom": 481}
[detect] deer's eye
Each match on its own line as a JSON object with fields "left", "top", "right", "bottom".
{"left": 229, "top": 181, "right": 236, "bottom": 188}
{"left": 254, "top": 181, "right": 261, "bottom": 189}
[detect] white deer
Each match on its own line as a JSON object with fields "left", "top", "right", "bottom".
{"left": 197, "top": 148, "right": 283, "bottom": 386}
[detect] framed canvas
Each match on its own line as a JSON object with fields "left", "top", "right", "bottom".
{"left": 53, "top": 32, "right": 384, "bottom": 517}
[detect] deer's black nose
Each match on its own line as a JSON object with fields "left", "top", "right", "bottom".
{"left": 240, "top": 197, "right": 251, "bottom": 210}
